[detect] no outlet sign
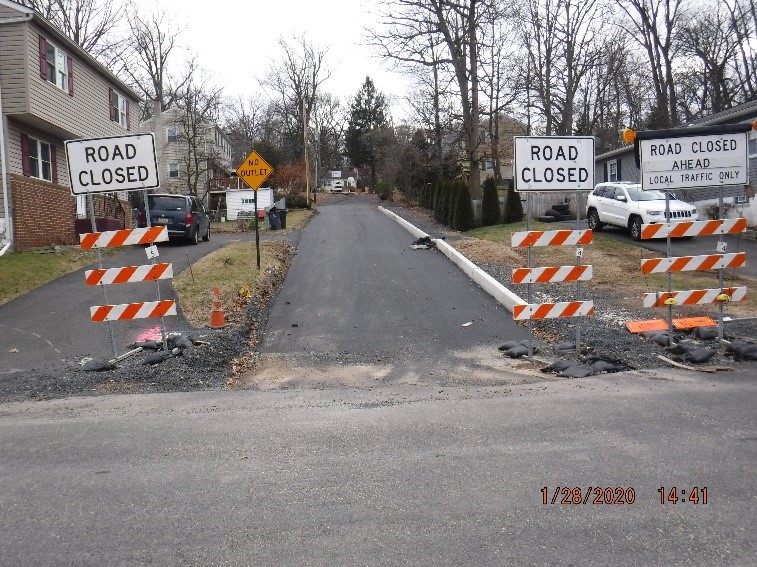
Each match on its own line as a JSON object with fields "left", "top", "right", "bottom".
{"left": 514, "top": 136, "right": 595, "bottom": 192}
{"left": 65, "top": 134, "right": 160, "bottom": 195}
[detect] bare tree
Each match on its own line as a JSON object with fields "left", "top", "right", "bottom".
{"left": 112, "top": 4, "right": 192, "bottom": 118}
{"left": 678, "top": 1, "right": 740, "bottom": 119}
{"left": 260, "top": 35, "right": 332, "bottom": 164}
{"left": 174, "top": 71, "right": 225, "bottom": 200}
{"left": 615, "top": 0, "right": 686, "bottom": 128}
{"left": 371, "top": 0, "right": 492, "bottom": 198}
{"left": 21, "top": 0, "right": 122, "bottom": 59}
{"left": 224, "top": 94, "right": 267, "bottom": 165}
{"left": 725, "top": 0, "right": 757, "bottom": 101}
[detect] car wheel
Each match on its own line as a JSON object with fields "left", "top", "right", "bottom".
{"left": 202, "top": 224, "right": 210, "bottom": 242}
{"left": 189, "top": 227, "right": 199, "bottom": 245}
{"left": 629, "top": 216, "right": 643, "bottom": 241}
{"left": 587, "top": 209, "right": 604, "bottom": 231}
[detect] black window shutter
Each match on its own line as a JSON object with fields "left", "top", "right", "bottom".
{"left": 616, "top": 158, "right": 621, "bottom": 181}
{"left": 109, "top": 88, "right": 115, "bottom": 121}
{"left": 603, "top": 162, "right": 608, "bottom": 182}
{"left": 21, "top": 134, "right": 31, "bottom": 176}
{"left": 51, "top": 145, "right": 58, "bottom": 184}
{"left": 125, "top": 99, "right": 130, "bottom": 130}
{"left": 38, "top": 35, "right": 47, "bottom": 80}
{"left": 68, "top": 57, "right": 74, "bottom": 96}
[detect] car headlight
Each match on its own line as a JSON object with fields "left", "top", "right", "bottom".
{"left": 645, "top": 210, "right": 663, "bottom": 216}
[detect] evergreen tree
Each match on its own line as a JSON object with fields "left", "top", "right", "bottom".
{"left": 447, "top": 181, "right": 459, "bottom": 226}
{"left": 345, "top": 77, "right": 390, "bottom": 192}
{"left": 503, "top": 180, "right": 524, "bottom": 224}
{"left": 481, "top": 177, "right": 500, "bottom": 226}
{"left": 453, "top": 181, "right": 475, "bottom": 232}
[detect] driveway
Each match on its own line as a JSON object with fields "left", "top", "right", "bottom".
{"left": 0, "top": 231, "right": 286, "bottom": 377}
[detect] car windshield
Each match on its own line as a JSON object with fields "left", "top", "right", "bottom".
{"left": 624, "top": 186, "right": 676, "bottom": 202}
{"left": 148, "top": 196, "right": 187, "bottom": 211}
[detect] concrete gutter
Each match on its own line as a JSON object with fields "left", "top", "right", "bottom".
{"left": 379, "top": 206, "right": 526, "bottom": 312}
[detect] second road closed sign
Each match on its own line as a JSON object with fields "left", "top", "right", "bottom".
{"left": 639, "top": 133, "right": 748, "bottom": 190}
{"left": 514, "top": 136, "right": 595, "bottom": 192}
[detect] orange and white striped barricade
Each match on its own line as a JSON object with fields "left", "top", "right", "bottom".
{"left": 513, "top": 301, "right": 595, "bottom": 321}
{"left": 641, "top": 252, "right": 746, "bottom": 274}
{"left": 511, "top": 229, "right": 593, "bottom": 248}
{"left": 641, "top": 218, "right": 747, "bottom": 240}
{"left": 80, "top": 226, "right": 169, "bottom": 249}
{"left": 513, "top": 265, "right": 593, "bottom": 284}
{"left": 642, "top": 287, "right": 747, "bottom": 308}
{"left": 90, "top": 300, "right": 177, "bottom": 322}
{"left": 85, "top": 263, "right": 173, "bottom": 286}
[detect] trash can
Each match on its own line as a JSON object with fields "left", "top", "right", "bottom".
{"left": 279, "top": 209, "right": 288, "bottom": 229}
{"left": 267, "top": 209, "right": 281, "bottom": 230}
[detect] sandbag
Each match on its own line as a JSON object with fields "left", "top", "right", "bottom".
{"left": 559, "top": 364, "right": 594, "bottom": 378}
{"left": 681, "top": 348, "right": 717, "bottom": 364}
{"left": 81, "top": 358, "right": 115, "bottom": 372}
{"left": 692, "top": 326, "right": 718, "bottom": 340}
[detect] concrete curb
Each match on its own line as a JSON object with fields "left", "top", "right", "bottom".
{"left": 379, "top": 206, "right": 526, "bottom": 312}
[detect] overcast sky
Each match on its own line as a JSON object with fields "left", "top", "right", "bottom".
{"left": 155, "top": 0, "right": 412, "bottom": 119}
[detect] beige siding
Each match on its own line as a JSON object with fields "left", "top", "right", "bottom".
{"left": 0, "top": 3, "right": 23, "bottom": 18}
{"left": 25, "top": 24, "right": 139, "bottom": 139}
{"left": 6, "top": 119, "right": 70, "bottom": 187}
{"left": 0, "top": 22, "right": 29, "bottom": 115}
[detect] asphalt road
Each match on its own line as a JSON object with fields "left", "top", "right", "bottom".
{"left": 1, "top": 370, "right": 755, "bottom": 566}
{"left": 0, "top": 232, "right": 273, "bottom": 376}
{"left": 258, "top": 196, "right": 530, "bottom": 384}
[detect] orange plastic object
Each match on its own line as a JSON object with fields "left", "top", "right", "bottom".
{"left": 626, "top": 320, "right": 669, "bottom": 333}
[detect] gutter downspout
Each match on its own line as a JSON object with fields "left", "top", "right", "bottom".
{"left": 0, "top": 13, "right": 34, "bottom": 255}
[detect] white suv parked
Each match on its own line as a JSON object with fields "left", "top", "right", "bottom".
{"left": 586, "top": 182, "right": 699, "bottom": 241}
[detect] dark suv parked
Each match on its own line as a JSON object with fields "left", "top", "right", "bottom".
{"left": 146, "top": 194, "right": 210, "bottom": 244}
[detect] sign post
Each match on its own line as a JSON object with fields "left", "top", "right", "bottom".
{"left": 513, "top": 136, "right": 596, "bottom": 357}
{"left": 236, "top": 150, "right": 275, "bottom": 269}
{"left": 65, "top": 133, "right": 162, "bottom": 360}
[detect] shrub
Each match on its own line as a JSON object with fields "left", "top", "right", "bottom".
{"left": 433, "top": 183, "right": 443, "bottom": 221}
{"left": 274, "top": 191, "right": 308, "bottom": 209}
{"left": 447, "top": 182, "right": 459, "bottom": 226}
{"left": 376, "top": 181, "right": 390, "bottom": 201}
{"left": 481, "top": 177, "right": 500, "bottom": 226}
{"left": 453, "top": 181, "right": 475, "bottom": 232}
{"left": 503, "top": 180, "right": 524, "bottom": 223}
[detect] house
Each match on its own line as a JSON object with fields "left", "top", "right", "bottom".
{"left": 595, "top": 99, "right": 757, "bottom": 225}
{"left": 139, "top": 103, "right": 234, "bottom": 200}
{"left": 0, "top": 0, "right": 141, "bottom": 253}
{"left": 211, "top": 187, "right": 274, "bottom": 221}
{"left": 321, "top": 169, "right": 357, "bottom": 192}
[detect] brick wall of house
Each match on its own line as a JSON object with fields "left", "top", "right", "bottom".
{"left": 10, "top": 174, "right": 132, "bottom": 251}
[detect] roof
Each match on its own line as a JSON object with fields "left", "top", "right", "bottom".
{"left": 0, "top": 0, "right": 141, "bottom": 102}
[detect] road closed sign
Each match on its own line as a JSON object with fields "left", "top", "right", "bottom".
{"left": 65, "top": 134, "right": 159, "bottom": 195}
{"left": 514, "top": 136, "right": 595, "bottom": 192}
{"left": 639, "top": 133, "right": 748, "bottom": 190}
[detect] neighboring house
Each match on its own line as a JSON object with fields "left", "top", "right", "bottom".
{"left": 0, "top": 0, "right": 141, "bottom": 252}
{"left": 595, "top": 99, "right": 757, "bottom": 225}
{"left": 139, "top": 104, "right": 234, "bottom": 200}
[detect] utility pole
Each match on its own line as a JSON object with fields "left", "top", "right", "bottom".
{"left": 303, "top": 98, "right": 310, "bottom": 206}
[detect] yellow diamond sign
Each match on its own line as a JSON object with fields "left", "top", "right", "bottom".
{"left": 236, "top": 150, "right": 274, "bottom": 190}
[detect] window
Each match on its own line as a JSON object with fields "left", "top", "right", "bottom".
{"left": 735, "top": 194, "right": 748, "bottom": 204}
{"left": 167, "top": 127, "right": 177, "bottom": 143}
{"left": 168, "top": 163, "right": 179, "bottom": 178}
{"left": 109, "top": 89, "right": 129, "bottom": 128}
{"left": 21, "top": 134, "right": 56, "bottom": 182}
{"left": 608, "top": 161, "right": 618, "bottom": 181}
{"left": 38, "top": 36, "right": 72, "bottom": 95}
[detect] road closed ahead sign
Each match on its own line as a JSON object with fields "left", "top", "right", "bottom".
{"left": 514, "top": 136, "right": 595, "bottom": 192}
{"left": 639, "top": 133, "right": 748, "bottom": 190}
{"left": 65, "top": 134, "right": 159, "bottom": 195}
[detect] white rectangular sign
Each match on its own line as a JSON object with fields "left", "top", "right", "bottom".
{"left": 639, "top": 133, "right": 748, "bottom": 190}
{"left": 65, "top": 134, "right": 160, "bottom": 195}
{"left": 514, "top": 136, "right": 595, "bottom": 192}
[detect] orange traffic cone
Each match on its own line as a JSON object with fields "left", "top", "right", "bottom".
{"left": 209, "top": 287, "right": 226, "bottom": 329}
